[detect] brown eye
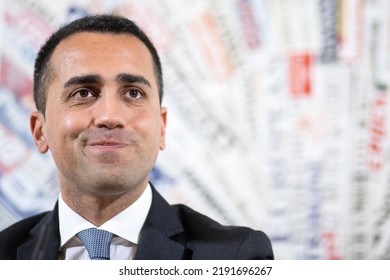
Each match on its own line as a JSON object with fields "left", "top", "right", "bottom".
{"left": 71, "top": 88, "right": 95, "bottom": 98}
{"left": 127, "top": 88, "right": 143, "bottom": 99}
{"left": 78, "top": 89, "right": 91, "bottom": 98}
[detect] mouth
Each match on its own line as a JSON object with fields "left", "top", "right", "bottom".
{"left": 81, "top": 129, "right": 135, "bottom": 153}
{"left": 87, "top": 141, "right": 128, "bottom": 150}
{"left": 83, "top": 140, "right": 129, "bottom": 164}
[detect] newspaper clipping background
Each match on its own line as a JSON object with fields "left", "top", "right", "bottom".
{"left": 1, "top": 0, "right": 390, "bottom": 259}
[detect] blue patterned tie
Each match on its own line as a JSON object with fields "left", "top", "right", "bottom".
{"left": 77, "top": 228, "right": 114, "bottom": 260}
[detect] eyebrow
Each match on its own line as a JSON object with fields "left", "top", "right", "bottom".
{"left": 116, "top": 73, "right": 151, "bottom": 88}
{"left": 64, "top": 75, "right": 102, "bottom": 88}
{"left": 63, "top": 73, "right": 151, "bottom": 88}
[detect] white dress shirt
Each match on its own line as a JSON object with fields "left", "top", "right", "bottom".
{"left": 58, "top": 184, "right": 152, "bottom": 260}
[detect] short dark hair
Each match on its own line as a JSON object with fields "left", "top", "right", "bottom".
{"left": 33, "top": 14, "right": 163, "bottom": 114}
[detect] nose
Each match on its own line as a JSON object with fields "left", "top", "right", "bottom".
{"left": 92, "top": 94, "right": 126, "bottom": 129}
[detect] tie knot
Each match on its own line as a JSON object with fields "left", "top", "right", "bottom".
{"left": 77, "top": 228, "right": 114, "bottom": 260}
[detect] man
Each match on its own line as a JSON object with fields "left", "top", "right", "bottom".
{"left": 0, "top": 14, "right": 274, "bottom": 260}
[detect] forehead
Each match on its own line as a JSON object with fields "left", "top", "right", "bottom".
{"left": 49, "top": 32, "right": 156, "bottom": 82}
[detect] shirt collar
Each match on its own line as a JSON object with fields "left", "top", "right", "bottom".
{"left": 58, "top": 183, "right": 152, "bottom": 247}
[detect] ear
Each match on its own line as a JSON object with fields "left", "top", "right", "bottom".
{"left": 30, "top": 111, "right": 49, "bottom": 154}
{"left": 159, "top": 107, "right": 167, "bottom": 150}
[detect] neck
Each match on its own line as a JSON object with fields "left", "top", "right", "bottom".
{"left": 61, "top": 184, "right": 147, "bottom": 226}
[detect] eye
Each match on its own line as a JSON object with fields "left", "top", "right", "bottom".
{"left": 70, "top": 88, "right": 96, "bottom": 99}
{"left": 126, "top": 88, "right": 144, "bottom": 99}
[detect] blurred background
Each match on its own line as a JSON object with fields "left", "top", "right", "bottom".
{"left": 1, "top": 0, "right": 390, "bottom": 259}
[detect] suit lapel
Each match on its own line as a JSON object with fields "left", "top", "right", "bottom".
{"left": 135, "top": 186, "right": 189, "bottom": 260}
{"left": 135, "top": 228, "right": 186, "bottom": 260}
{"left": 17, "top": 203, "right": 61, "bottom": 260}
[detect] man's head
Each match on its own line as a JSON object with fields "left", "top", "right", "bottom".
{"left": 30, "top": 14, "right": 167, "bottom": 203}
{"left": 33, "top": 14, "right": 163, "bottom": 114}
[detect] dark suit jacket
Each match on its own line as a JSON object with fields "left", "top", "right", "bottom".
{"left": 0, "top": 186, "right": 274, "bottom": 260}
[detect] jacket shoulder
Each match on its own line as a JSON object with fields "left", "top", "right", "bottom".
{"left": 0, "top": 212, "right": 49, "bottom": 259}
{"left": 172, "top": 204, "right": 274, "bottom": 259}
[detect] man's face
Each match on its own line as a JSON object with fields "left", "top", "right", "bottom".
{"left": 31, "top": 32, "right": 167, "bottom": 198}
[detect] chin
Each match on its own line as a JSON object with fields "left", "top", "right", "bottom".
{"left": 89, "top": 184, "right": 130, "bottom": 197}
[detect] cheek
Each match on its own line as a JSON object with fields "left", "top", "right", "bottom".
{"left": 133, "top": 111, "right": 162, "bottom": 141}
{"left": 45, "top": 111, "right": 87, "bottom": 145}
{"left": 63, "top": 115, "right": 81, "bottom": 131}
